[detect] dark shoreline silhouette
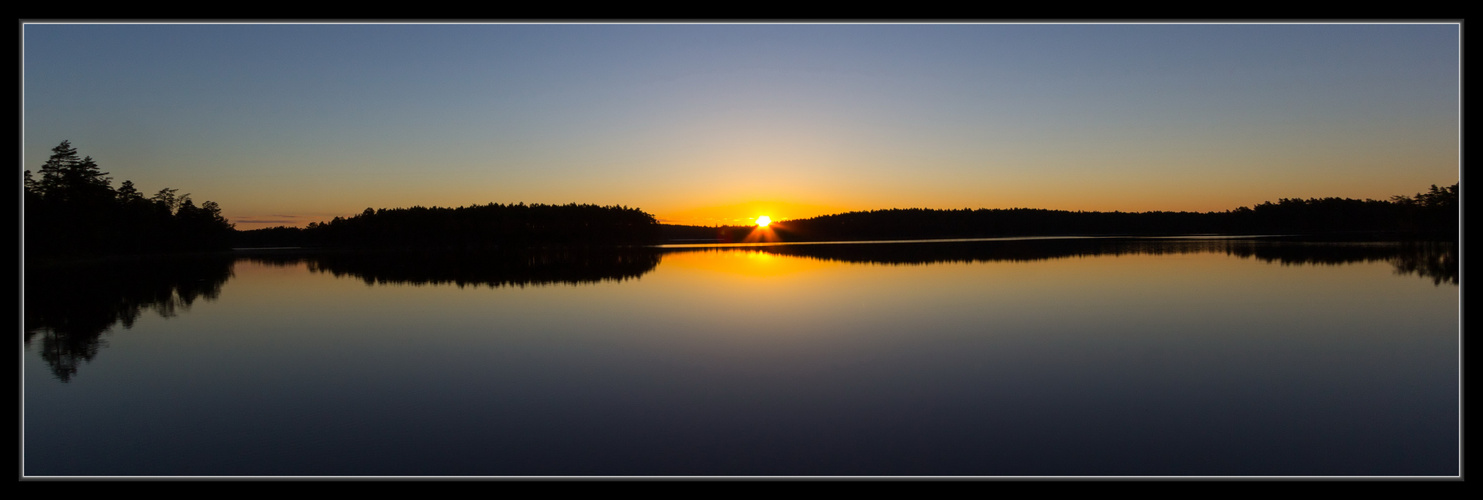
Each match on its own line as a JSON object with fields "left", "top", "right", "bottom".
{"left": 661, "top": 185, "right": 1458, "bottom": 244}
{"left": 22, "top": 138, "right": 1456, "bottom": 259}
{"left": 232, "top": 203, "right": 660, "bottom": 250}
{"left": 229, "top": 183, "right": 1457, "bottom": 251}
{"left": 25, "top": 141, "right": 235, "bottom": 263}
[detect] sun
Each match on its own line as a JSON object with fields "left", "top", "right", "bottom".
{"left": 755, "top": 215, "right": 772, "bottom": 227}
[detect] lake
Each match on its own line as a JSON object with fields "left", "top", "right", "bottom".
{"left": 22, "top": 237, "right": 1459, "bottom": 477}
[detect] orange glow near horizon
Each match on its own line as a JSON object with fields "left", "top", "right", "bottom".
{"left": 653, "top": 199, "right": 853, "bottom": 227}
{"left": 657, "top": 247, "right": 835, "bottom": 279}
{"left": 224, "top": 173, "right": 1460, "bottom": 233}
{"left": 741, "top": 224, "right": 780, "bottom": 243}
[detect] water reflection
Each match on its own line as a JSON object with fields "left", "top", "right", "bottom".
{"left": 22, "top": 238, "right": 1460, "bottom": 475}
{"left": 23, "top": 240, "right": 1455, "bottom": 383}
{"left": 1388, "top": 242, "right": 1458, "bottom": 286}
{"left": 668, "top": 238, "right": 1457, "bottom": 285}
{"left": 241, "top": 247, "right": 661, "bottom": 288}
{"left": 23, "top": 255, "right": 235, "bottom": 382}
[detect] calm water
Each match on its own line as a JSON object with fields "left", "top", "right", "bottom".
{"left": 23, "top": 238, "right": 1459, "bottom": 476}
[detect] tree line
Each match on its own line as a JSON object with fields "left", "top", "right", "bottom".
{"left": 25, "top": 141, "right": 235, "bottom": 262}
{"left": 682, "top": 185, "right": 1457, "bottom": 243}
{"left": 25, "top": 139, "right": 1455, "bottom": 255}
{"left": 235, "top": 203, "right": 660, "bottom": 249}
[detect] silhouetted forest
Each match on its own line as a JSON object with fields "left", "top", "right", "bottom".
{"left": 661, "top": 185, "right": 1458, "bottom": 244}
{"left": 24, "top": 141, "right": 235, "bottom": 262}
{"left": 235, "top": 203, "right": 659, "bottom": 249}
{"left": 24, "top": 138, "right": 1454, "bottom": 256}
{"left": 228, "top": 184, "right": 1456, "bottom": 249}
{"left": 247, "top": 187, "right": 1458, "bottom": 248}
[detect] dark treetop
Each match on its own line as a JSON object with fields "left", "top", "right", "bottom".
{"left": 25, "top": 141, "right": 235, "bottom": 263}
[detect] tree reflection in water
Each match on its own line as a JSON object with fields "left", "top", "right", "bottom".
{"left": 240, "top": 247, "right": 663, "bottom": 288}
{"left": 687, "top": 238, "right": 1457, "bottom": 286}
{"left": 24, "top": 239, "right": 1454, "bottom": 382}
{"left": 24, "top": 255, "right": 235, "bottom": 382}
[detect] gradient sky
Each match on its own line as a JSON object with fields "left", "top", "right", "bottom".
{"left": 22, "top": 22, "right": 1460, "bottom": 230}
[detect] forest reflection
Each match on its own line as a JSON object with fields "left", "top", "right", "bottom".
{"left": 240, "top": 247, "right": 661, "bottom": 289}
{"left": 24, "top": 239, "right": 1455, "bottom": 382}
{"left": 665, "top": 238, "right": 1457, "bottom": 286}
{"left": 24, "top": 255, "right": 235, "bottom": 382}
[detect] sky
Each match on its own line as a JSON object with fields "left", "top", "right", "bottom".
{"left": 22, "top": 22, "right": 1460, "bottom": 230}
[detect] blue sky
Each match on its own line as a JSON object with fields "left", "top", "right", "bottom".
{"left": 23, "top": 22, "right": 1460, "bottom": 229}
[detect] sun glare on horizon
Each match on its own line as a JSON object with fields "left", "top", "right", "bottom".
{"left": 755, "top": 215, "right": 772, "bottom": 227}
